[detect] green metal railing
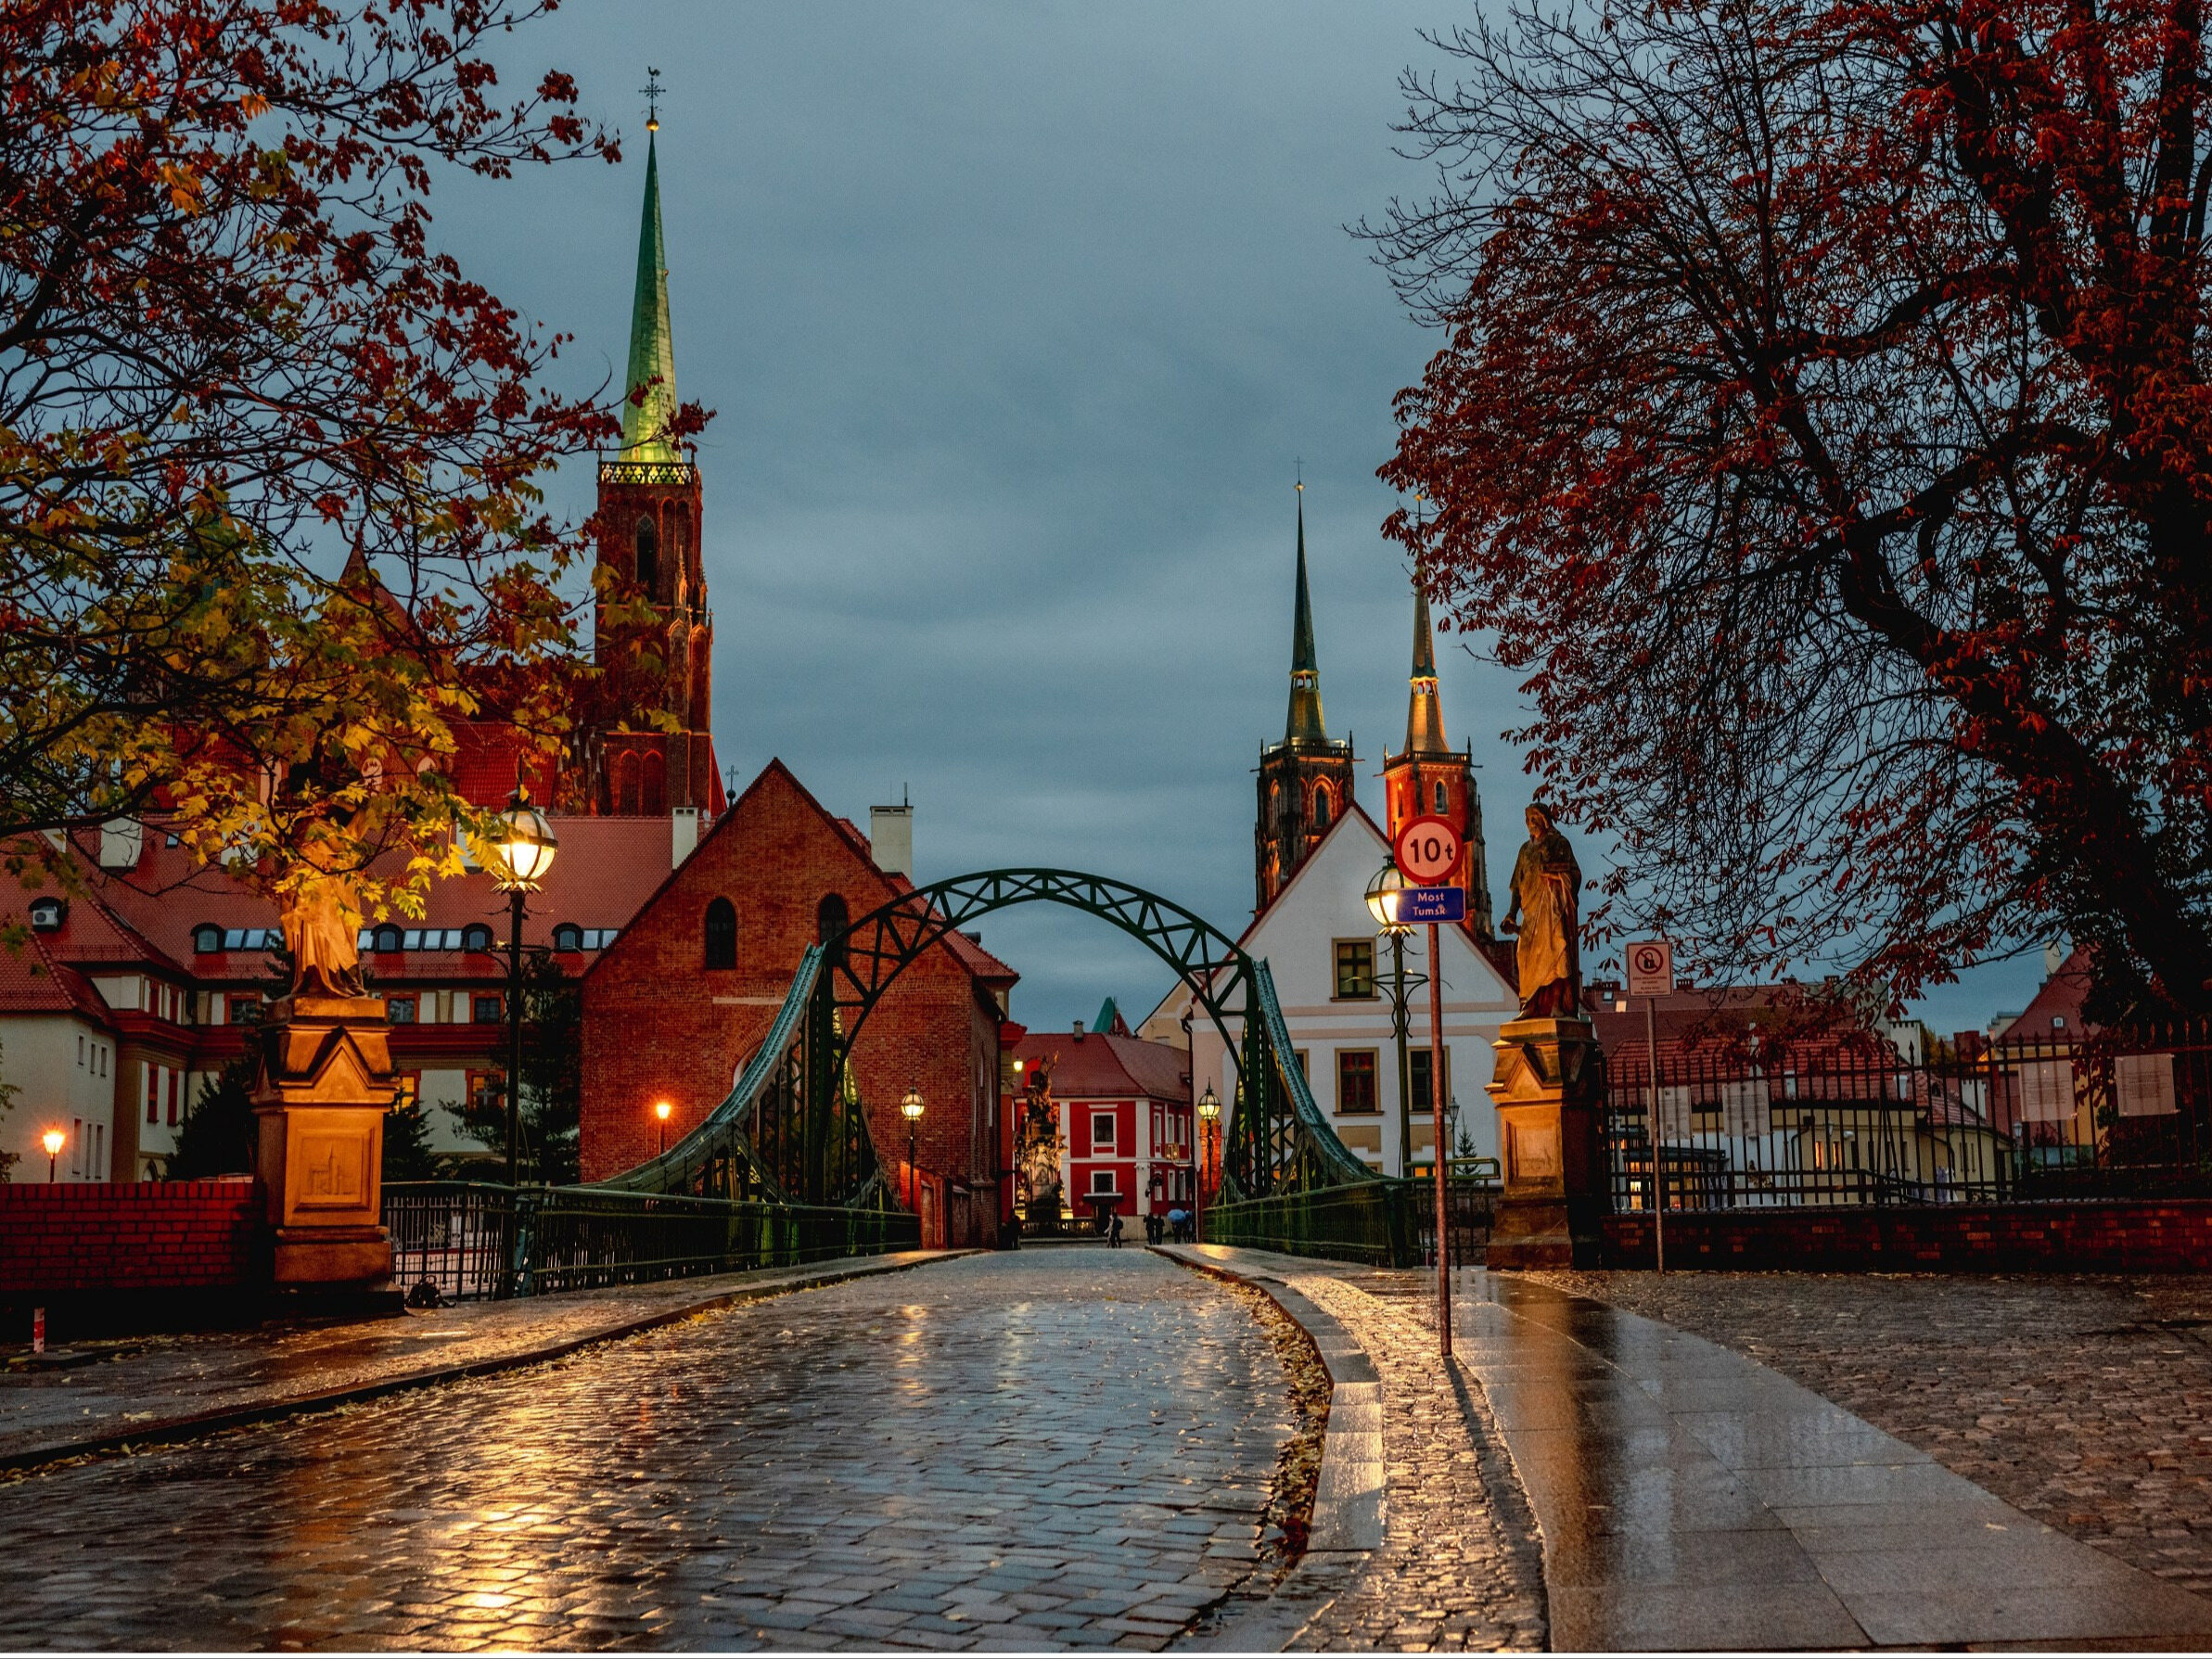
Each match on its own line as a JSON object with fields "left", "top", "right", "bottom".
{"left": 385, "top": 1181, "right": 920, "bottom": 1302}
{"left": 1202, "top": 1175, "right": 1500, "bottom": 1268}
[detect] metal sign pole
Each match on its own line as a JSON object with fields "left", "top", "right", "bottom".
{"left": 1647, "top": 991, "right": 1665, "bottom": 1275}
{"left": 1428, "top": 920, "right": 1451, "bottom": 1359}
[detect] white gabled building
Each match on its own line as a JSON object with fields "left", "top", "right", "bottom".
{"left": 1155, "top": 805, "right": 1519, "bottom": 1177}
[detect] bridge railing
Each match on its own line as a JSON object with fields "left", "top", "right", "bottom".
{"left": 1201, "top": 1174, "right": 1498, "bottom": 1269}
{"left": 384, "top": 1181, "right": 920, "bottom": 1302}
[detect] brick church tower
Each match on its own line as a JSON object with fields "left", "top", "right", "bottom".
{"left": 582, "top": 116, "right": 721, "bottom": 816}
{"left": 1255, "top": 485, "right": 1358, "bottom": 911}
{"left": 1382, "top": 583, "right": 1492, "bottom": 934}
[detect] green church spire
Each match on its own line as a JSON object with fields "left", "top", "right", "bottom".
{"left": 621, "top": 127, "right": 679, "bottom": 463}
{"left": 1285, "top": 484, "right": 1328, "bottom": 744}
{"left": 1405, "top": 582, "right": 1449, "bottom": 754}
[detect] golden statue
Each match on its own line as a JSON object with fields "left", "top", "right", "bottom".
{"left": 279, "top": 868, "right": 365, "bottom": 1001}
{"left": 1501, "top": 803, "right": 1582, "bottom": 1019}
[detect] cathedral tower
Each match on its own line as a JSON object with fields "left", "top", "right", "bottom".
{"left": 583, "top": 113, "right": 720, "bottom": 816}
{"left": 1255, "top": 486, "right": 1358, "bottom": 911}
{"left": 1382, "top": 583, "right": 1492, "bottom": 934}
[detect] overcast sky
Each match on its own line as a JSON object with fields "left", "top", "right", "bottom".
{"left": 441, "top": 2, "right": 2042, "bottom": 1037}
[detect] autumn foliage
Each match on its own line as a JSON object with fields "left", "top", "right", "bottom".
{"left": 1377, "top": 0, "right": 2212, "bottom": 1014}
{"left": 0, "top": 0, "right": 634, "bottom": 915}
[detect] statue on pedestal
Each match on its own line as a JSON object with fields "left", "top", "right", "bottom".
{"left": 1501, "top": 803, "right": 1583, "bottom": 1019}
{"left": 278, "top": 869, "right": 366, "bottom": 1001}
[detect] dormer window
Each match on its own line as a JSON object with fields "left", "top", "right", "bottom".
{"left": 28, "top": 897, "right": 64, "bottom": 932}
{"left": 373, "top": 924, "right": 403, "bottom": 953}
{"left": 192, "top": 922, "right": 222, "bottom": 953}
{"left": 463, "top": 923, "right": 493, "bottom": 953}
{"left": 553, "top": 924, "right": 582, "bottom": 952}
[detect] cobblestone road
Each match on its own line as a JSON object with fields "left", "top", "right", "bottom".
{"left": 1538, "top": 1270, "right": 2212, "bottom": 1598}
{"left": 1284, "top": 1270, "right": 1545, "bottom": 1653}
{"left": 0, "top": 1250, "right": 1293, "bottom": 1651}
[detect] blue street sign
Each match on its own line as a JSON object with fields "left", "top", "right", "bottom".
{"left": 1395, "top": 886, "right": 1466, "bottom": 924}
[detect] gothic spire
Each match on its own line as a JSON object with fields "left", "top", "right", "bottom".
{"left": 1285, "top": 484, "right": 1328, "bottom": 744}
{"left": 1404, "top": 582, "right": 1449, "bottom": 754}
{"left": 621, "top": 123, "right": 679, "bottom": 463}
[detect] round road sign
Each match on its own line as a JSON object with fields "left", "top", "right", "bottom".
{"left": 1393, "top": 815, "right": 1462, "bottom": 887}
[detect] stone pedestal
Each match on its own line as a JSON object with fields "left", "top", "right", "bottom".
{"left": 1486, "top": 1015, "right": 1606, "bottom": 1269}
{"left": 252, "top": 996, "right": 395, "bottom": 1287}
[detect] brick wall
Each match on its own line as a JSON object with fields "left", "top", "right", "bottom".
{"left": 0, "top": 1180, "right": 263, "bottom": 1293}
{"left": 580, "top": 760, "right": 1004, "bottom": 1246}
{"left": 1604, "top": 1199, "right": 2212, "bottom": 1272}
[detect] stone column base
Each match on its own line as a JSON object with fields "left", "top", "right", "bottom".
{"left": 1488, "top": 1196, "right": 1607, "bottom": 1269}
{"left": 1487, "top": 1015, "right": 1606, "bottom": 1271}
{"left": 269, "top": 1224, "right": 394, "bottom": 1287}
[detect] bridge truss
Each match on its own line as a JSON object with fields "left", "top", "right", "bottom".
{"left": 595, "top": 869, "right": 1380, "bottom": 1211}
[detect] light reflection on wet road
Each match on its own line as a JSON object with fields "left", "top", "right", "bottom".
{"left": 0, "top": 1251, "right": 1289, "bottom": 1650}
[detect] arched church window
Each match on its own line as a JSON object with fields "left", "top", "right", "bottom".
{"left": 642, "top": 750, "right": 667, "bottom": 816}
{"left": 614, "top": 751, "right": 641, "bottom": 815}
{"left": 816, "top": 894, "right": 850, "bottom": 967}
{"left": 668, "top": 515, "right": 686, "bottom": 574}
{"left": 1434, "top": 780, "right": 1448, "bottom": 815}
{"left": 704, "top": 898, "right": 737, "bottom": 971}
{"left": 1312, "top": 786, "right": 1331, "bottom": 828}
{"left": 634, "top": 514, "right": 658, "bottom": 594}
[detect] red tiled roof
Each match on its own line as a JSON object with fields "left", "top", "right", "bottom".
{"left": 1014, "top": 1030, "right": 1190, "bottom": 1103}
{"left": 0, "top": 921, "right": 111, "bottom": 1023}
{"left": 16, "top": 816, "right": 680, "bottom": 977}
{"left": 1998, "top": 949, "right": 2094, "bottom": 1040}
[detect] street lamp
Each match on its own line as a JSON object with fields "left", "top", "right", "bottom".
{"left": 490, "top": 786, "right": 557, "bottom": 1190}
{"left": 1366, "top": 860, "right": 1426, "bottom": 1179}
{"left": 655, "top": 1098, "right": 672, "bottom": 1158}
{"left": 41, "top": 1128, "right": 63, "bottom": 1184}
{"left": 1196, "top": 1084, "right": 1221, "bottom": 1243}
{"left": 901, "top": 1083, "right": 925, "bottom": 1221}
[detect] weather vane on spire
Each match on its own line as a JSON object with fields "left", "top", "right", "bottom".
{"left": 1296, "top": 457, "right": 1304, "bottom": 492}
{"left": 642, "top": 66, "right": 664, "bottom": 133}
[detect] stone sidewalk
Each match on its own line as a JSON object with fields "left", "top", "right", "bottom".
{"left": 1539, "top": 1268, "right": 2212, "bottom": 1600}
{"left": 0, "top": 1249, "right": 959, "bottom": 1470}
{"left": 1173, "top": 1246, "right": 2212, "bottom": 1651}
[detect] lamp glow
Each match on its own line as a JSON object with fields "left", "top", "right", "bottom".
{"left": 1365, "top": 861, "right": 1412, "bottom": 935}
{"left": 40, "top": 1129, "right": 62, "bottom": 1157}
{"left": 1197, "top": 1084, "right": 1220, "bottom": 1123}
{"left": 492, "top": 787, "right": 558, "bottom": 892}
{"left": 900, "top": 1085, "right": 925, "bottom": 1122}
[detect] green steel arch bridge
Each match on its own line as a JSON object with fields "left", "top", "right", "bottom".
{"left": 586, "top": 869, "right": 1410, "bottom": 1262}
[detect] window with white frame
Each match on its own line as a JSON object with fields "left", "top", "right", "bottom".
{"left": 1091, "top": 1111, "right": 1115, "bottom": 1151}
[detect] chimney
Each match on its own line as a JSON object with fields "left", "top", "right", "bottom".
{"left": 870, "top": 800, "right": 914, "bottom": 881}
{"left": 97, "top": 818, "right": 143, "bottom": 872}
{"left": 1072, "top": 1019, "right": 1086, "bottom": 1042}
{"left": 671, "top": 807, "right": 701, "bottom": 869}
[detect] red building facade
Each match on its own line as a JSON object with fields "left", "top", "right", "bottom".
{"left": 1013, "top": 1024, "right": 1192, "bottom": 1220}
{"left": 578, "top": 760, "right": 1016, "bottom": 1247}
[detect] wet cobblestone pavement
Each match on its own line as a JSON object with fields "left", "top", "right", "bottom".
{"left": 0, "top": 1251, "right": 1291, "bottom": 1651}
{"left": 1538, "top": 1270, "right": 2212, "bottom": 1598}
{"left": 0, "top": 1252, "right": 948, "bottom": 1467}
{"left": 1281, "top": 1270, "right": 1546, "bottom": 1652}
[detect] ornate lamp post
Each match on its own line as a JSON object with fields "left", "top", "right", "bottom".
{"left": 41, "top": 1128, "right": 62, "bottom": 1184}
{"left": 901, "top": 1083, "right": 925, "bottom": 1221}
{"left": 655, "top": 1099, "right": 672, "bottom": 1158}
{"left": 1365, "top": 861, "right": 1423, "bottom": 1179}
{"left": 1196, "top": 1084, "right": 1220, "bottom": 1243}
{"left": 491, "top": 787, "right": 557, "bottom": 1189}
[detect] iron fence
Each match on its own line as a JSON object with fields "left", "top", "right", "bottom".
{"left": 384, "top": 1182, "right": 921, "bottom": 1302}
{"left": 1603, "top": 1023, "right": 2212, "bottom": 1214}
{"left": 1200, "top": 1173, "right": 1495, "bottom": 1269}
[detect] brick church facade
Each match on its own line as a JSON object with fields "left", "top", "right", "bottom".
{"left": 578, "top": 762, "right": 1016, "bottom": 1248}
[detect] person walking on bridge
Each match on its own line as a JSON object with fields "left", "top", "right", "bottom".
{"left": 1107, "top": 1210, "right": 1124, "bottom": 1248}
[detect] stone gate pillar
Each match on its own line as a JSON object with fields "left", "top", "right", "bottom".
{"left": 252, "top": 995, "right": 396, "bottom": 1286}
{"left": 1485, "top": 1015, "right": 1605, "bottom": 1269}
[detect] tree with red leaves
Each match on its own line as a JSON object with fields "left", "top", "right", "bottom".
{"left": 0, "top": 1, "right": 695, "bottom": 922}
{"left": 1375, "top": 0, "right": 2212, "bottom": 1015}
